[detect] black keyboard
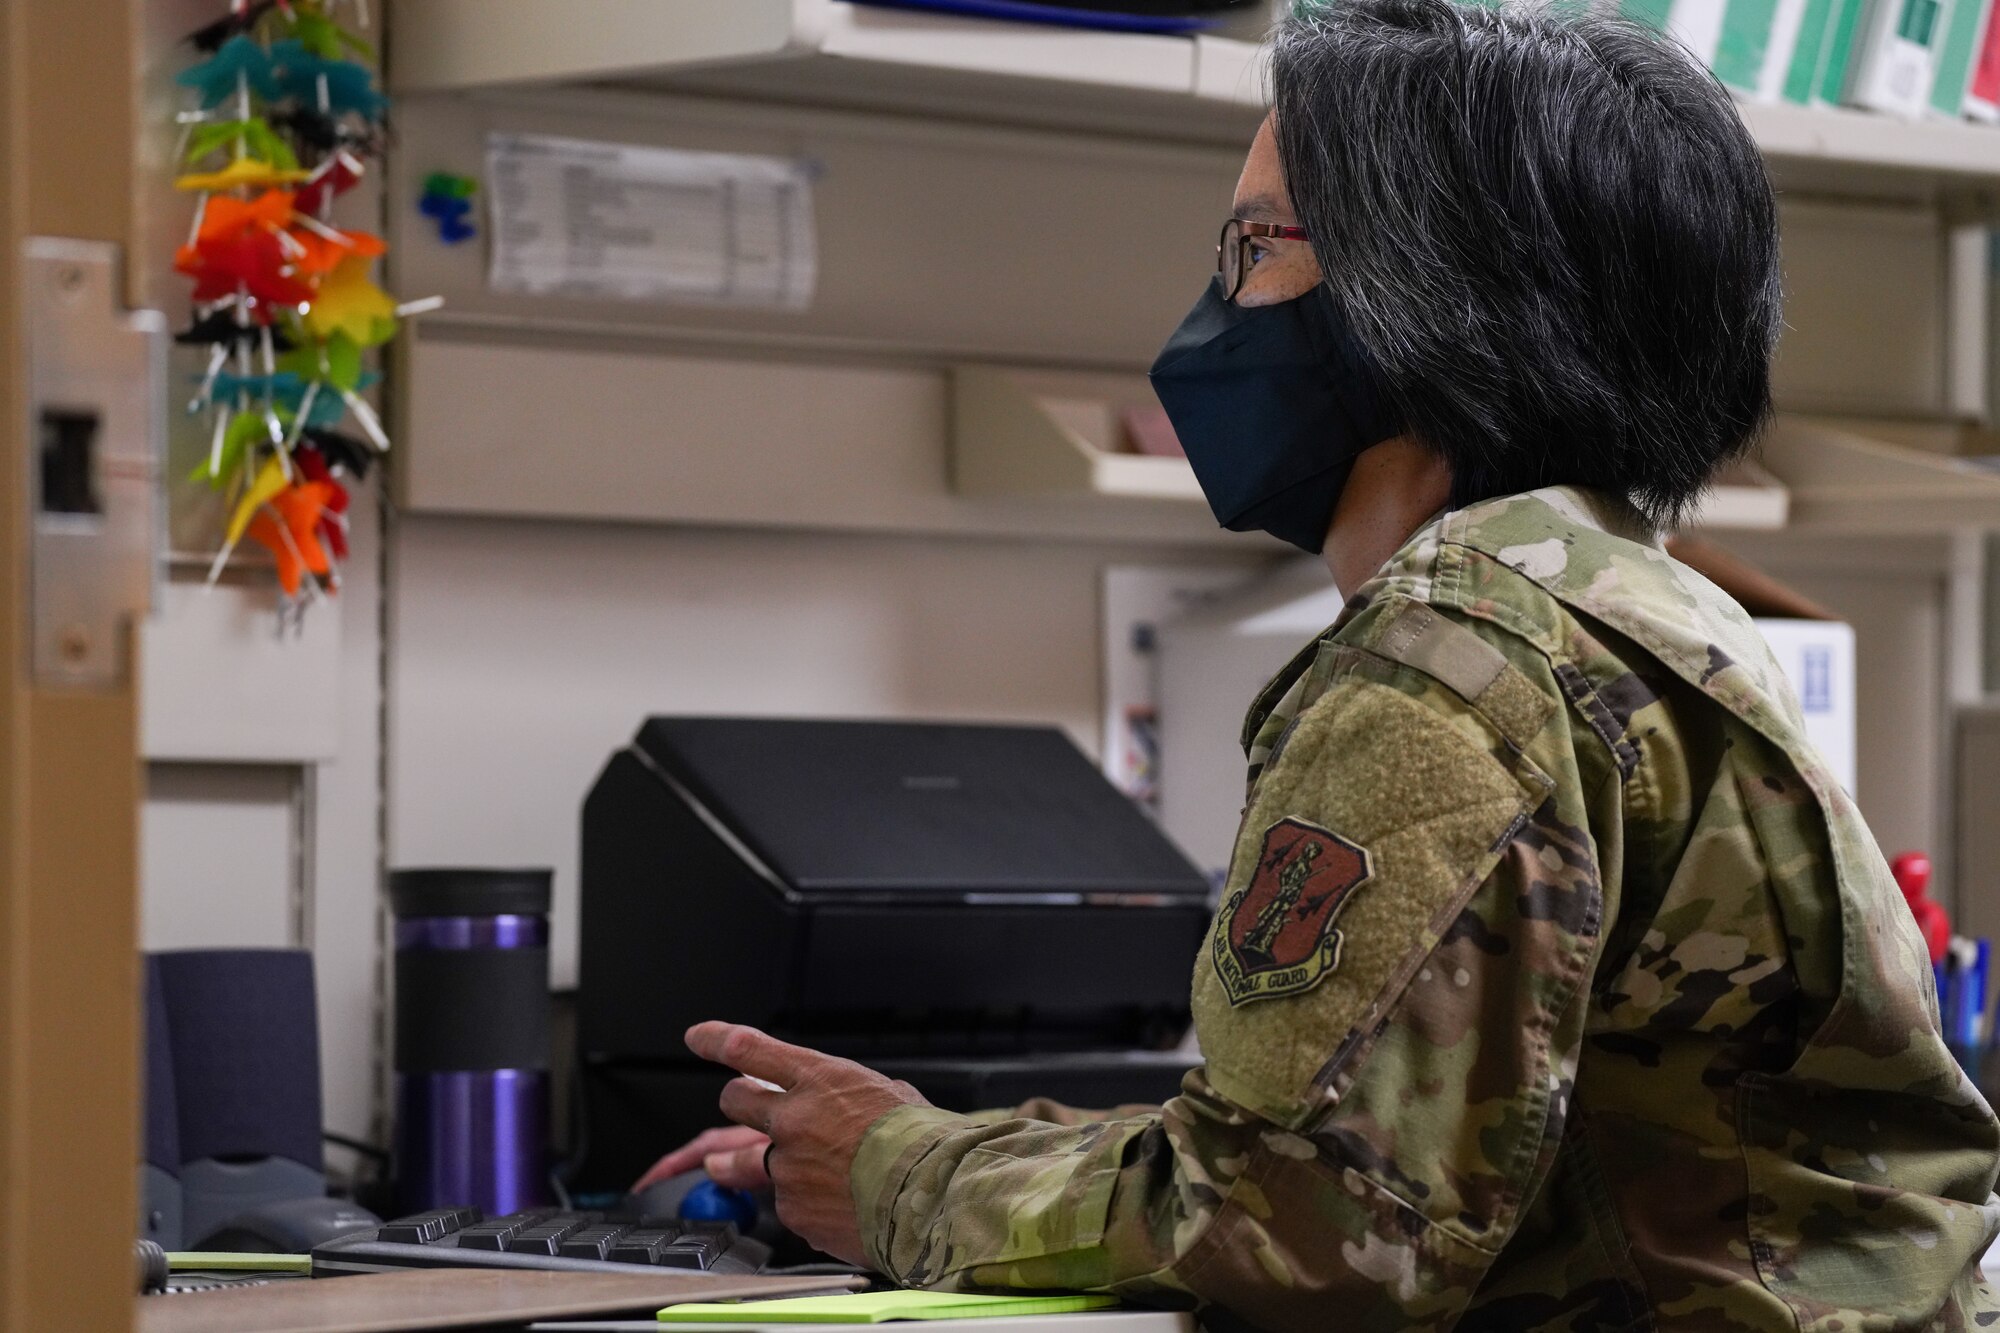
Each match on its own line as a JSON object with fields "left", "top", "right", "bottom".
{"left": 311, "top": 1207, "right": 770, "bottom": 1279}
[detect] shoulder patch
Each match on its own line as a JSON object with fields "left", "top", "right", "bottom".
{"left": 1214, "top": 818, "right": 1371, "bottom": 1005}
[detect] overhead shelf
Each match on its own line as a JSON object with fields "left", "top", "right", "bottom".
{"left": 389, "top": 0, "right": 2000, "bottom": 194}
{"left": 390, "top": 0, "right": 1262, "bottom": 145}
{"left": 951, "top": 378, "right": 2000, "bottom": 539}
{"left": 1687, "top": 458, "right": 1790, "bottom": 531}
{"left": 1761, "top": 416, "right": 2000, "bottom": 531}
{"left": 953, "top": 365, "right": 1800, "bottom": 530}
{"left": 1742, "top": 101, "right": 2000, "bottom": 200}
{"left": 950, "top": 366, "right": 1207, "bottom": 504}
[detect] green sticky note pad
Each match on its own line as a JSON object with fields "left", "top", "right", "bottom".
{"left": 166, "top": 1251, "right": 315, "bottom": 1273}
{"left": 659, "top": 1290, "right": 1121, "bottom": 1323}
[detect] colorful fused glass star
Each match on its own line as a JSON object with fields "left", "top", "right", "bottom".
{"left": 184, "top": 189, "right": 296, "bottom": 248}
{"left": 224, "top": 457, "right": 290, "bottom": 547}
{"left": 293, "top": 152, "right": 363, "bottom": 216}
{"left": 184, "top": 118, "right": 299, "bottom": 171}
{"left": 285, "top": 10, "right": 373, "bottom": 61}
{"left": 186, "top": 2, "right": 276, "bottom": 54}
{"left": 300, "top": 428, "right": 375, "bottom": 480}
{"left": 176, "top": 230, "right": 314, "bottom": 310}
{"left": 176, "top": 156, "right": 310, "bottom": 193}
{"left": 193, "top": 410, "right": 272, "bottom": 486}
{"left": 288, "top": 225, "right": 385, "bottom": 278}
{"left": 176, "top": 34, "right": 281, "bottom": 107}
{"left": 271, "top": 107, "right": 342, "bottom": 153}
{"left": 208, "top": 371, "right": 304, "bottom": 403}
{"left": 277, "top": 331, "right": 365, "bottom": 391}
{"left": 269, "top": 41, "right": 388, "bottom": 119}
{"left": 175, "top": 309, "right": 296, "bottom": 349}
{"left": 304, "top": 256, "right": 397, "bottom": 346}
{"left": 245, "top": 479, "right": 335, "bottom": 595}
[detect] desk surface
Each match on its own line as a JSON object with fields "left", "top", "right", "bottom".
{"left": 533, "top": 1316, "right": 1195, "bottom": 1332}
{"left": 137, "top": 1269, "right": 861, "bottom": 1333}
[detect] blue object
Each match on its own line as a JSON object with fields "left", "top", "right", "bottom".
{"left": 1941, "top": 937, "right": 1989, "bottom": 1076}
{"left": 852, "top": 0, "right": 1224, "bottom": 34}
{"left": 679, "top": 1179, "right": 759, "bottom": 1231}
{"left": 418, "top": 193, "right": 478, "bottom": 245}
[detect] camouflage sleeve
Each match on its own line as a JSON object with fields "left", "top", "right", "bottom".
{"left": 959, "top": 1100, "right": 1163, "bottom": 1128}
{"left": 851, "top": 608, "right": 1612, "bottom": 1330}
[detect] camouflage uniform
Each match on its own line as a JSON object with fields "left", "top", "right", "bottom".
{"left": 849, "top": 487, "right": 2000, "bottom": 1330}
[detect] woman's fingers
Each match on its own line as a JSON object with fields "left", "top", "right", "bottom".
{"left": 632, "top": 1123, "right": 770, "bottom": 1191}
{"left": 705, "top": 1141, "right": 773, "bottom": 1191}
{"left": 718, "top": 1074, "right": 785, "bottom": 1135}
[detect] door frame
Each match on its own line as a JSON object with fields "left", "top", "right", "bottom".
{"left": 1, "top": 0, "right": 148, "bottom": 1326}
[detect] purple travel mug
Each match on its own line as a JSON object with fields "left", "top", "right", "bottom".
{"left": 390, "top": 868, "right": 552, "bottom": 1216}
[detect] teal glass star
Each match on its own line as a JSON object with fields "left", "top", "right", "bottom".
{"left": 269, "top": 41, "right": 389, "bottom": 120}
{"left": 176, "top": 35, "right": 280, "bottom": 109}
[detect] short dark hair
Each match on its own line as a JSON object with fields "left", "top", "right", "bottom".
{"left": 1271, "top": 0, "right": 1781, "bottom": 527}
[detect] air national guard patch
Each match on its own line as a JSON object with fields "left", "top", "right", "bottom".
{"left": 1214, "top": 817, "right": 1372, "bottom": 1005}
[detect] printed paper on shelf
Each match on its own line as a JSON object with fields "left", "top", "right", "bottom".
{"left": 485, "top": 133, "right": 817, "bottom": 311}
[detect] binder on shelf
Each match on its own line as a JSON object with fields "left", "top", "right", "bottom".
{"left": 1617, "top": 0, "right": 1802, "bottom": 99}
{"left": 1926, "top": 0, "right": 1992, "bottom": 115}
{"left": 1744, "top": 0, "right": 1817, "bottom": 99}
{"left": 1846, "top": 0, "right": 1946, "bottom": 114}
{"left": 1966, "top": 0, "right": 2000, "bottom": 114}
{"left": 1811, "top": 0, "right": 1875, "bottom": 103}
{"left": 1781, "top": 0, "right": 1840, "bottom": 100}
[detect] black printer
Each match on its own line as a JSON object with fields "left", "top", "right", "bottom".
{"left": 575, "top": 717, "right": 1212, "bottom": 1189}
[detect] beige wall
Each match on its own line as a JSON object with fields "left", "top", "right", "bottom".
{"left": 386, "top": 514, "right": 1266, "bottom": 988}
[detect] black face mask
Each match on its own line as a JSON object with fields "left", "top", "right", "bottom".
{"left": 1148, "top": 277, "right": 1404, "bottom": 554}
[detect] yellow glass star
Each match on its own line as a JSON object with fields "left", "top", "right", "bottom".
{"left": 303, "top": 255, "right": 398, "bottom": 347}
{"left": 224, "top": 456, "right": 290, "bottom": 549}
{"left": 175, "top": 157, "right": 310, "bottom": 193}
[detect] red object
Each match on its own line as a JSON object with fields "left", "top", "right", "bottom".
{"left": 176, "top": 229, "right": 314, "bottom": 311}
{"left": 294, "top": 152, "right": 364, "bottom": 217}
{"left": 1120, "top": 404, "right": 1184, "bottom": 459}
{"left": 1972, "top": 3, "right": 2000, "bottom": 109}
{"left": 1892, "top": 851, "right": 1951, "bottom": 965}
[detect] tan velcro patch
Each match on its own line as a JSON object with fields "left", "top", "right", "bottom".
{"left": 1366, "top": 599, "right": 1555, "bottom": 750}
{"left": 1192, "top": 675, "right": 1550, "bottom": 1131}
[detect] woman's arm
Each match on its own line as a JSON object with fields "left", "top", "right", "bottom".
{"left": 852, "top": 645, "right": 1609, "bottom": 1329}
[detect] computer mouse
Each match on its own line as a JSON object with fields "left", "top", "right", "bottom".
{"left": 198, "top": 1195, "right": 382, "bottom": 1253}
{"left": 626, "top": 1169, "right": 758, "bottom": 1231}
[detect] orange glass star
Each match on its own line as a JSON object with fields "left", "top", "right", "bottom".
{"left": 243, "top": 479, "right": 335, "bottom": 596}
{"left": 289, "top": 226, "right": 387, "bottom": 278}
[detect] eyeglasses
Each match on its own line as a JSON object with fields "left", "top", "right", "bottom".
{"left": 1218, "top": 218, "right": 1310, "bottom": 302}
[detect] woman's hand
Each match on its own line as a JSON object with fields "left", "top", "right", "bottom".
{"left": 685, "top": 1021, "right": 931, "bottom": 1266}
{"left": 633, "top": 1123, "right": 774, "bottom": 1194}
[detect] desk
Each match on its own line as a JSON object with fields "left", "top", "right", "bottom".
{"left": 534, "top": 1317, "right": 1196, "bottom": 1333}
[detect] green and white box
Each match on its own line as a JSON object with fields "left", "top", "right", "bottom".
{"left": 1846, "top": 0, "right": 1947, "bottom": 115}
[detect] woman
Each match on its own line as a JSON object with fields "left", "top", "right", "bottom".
{"left": 644, "top": 1, "right": 2000, "bottom": 1325}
